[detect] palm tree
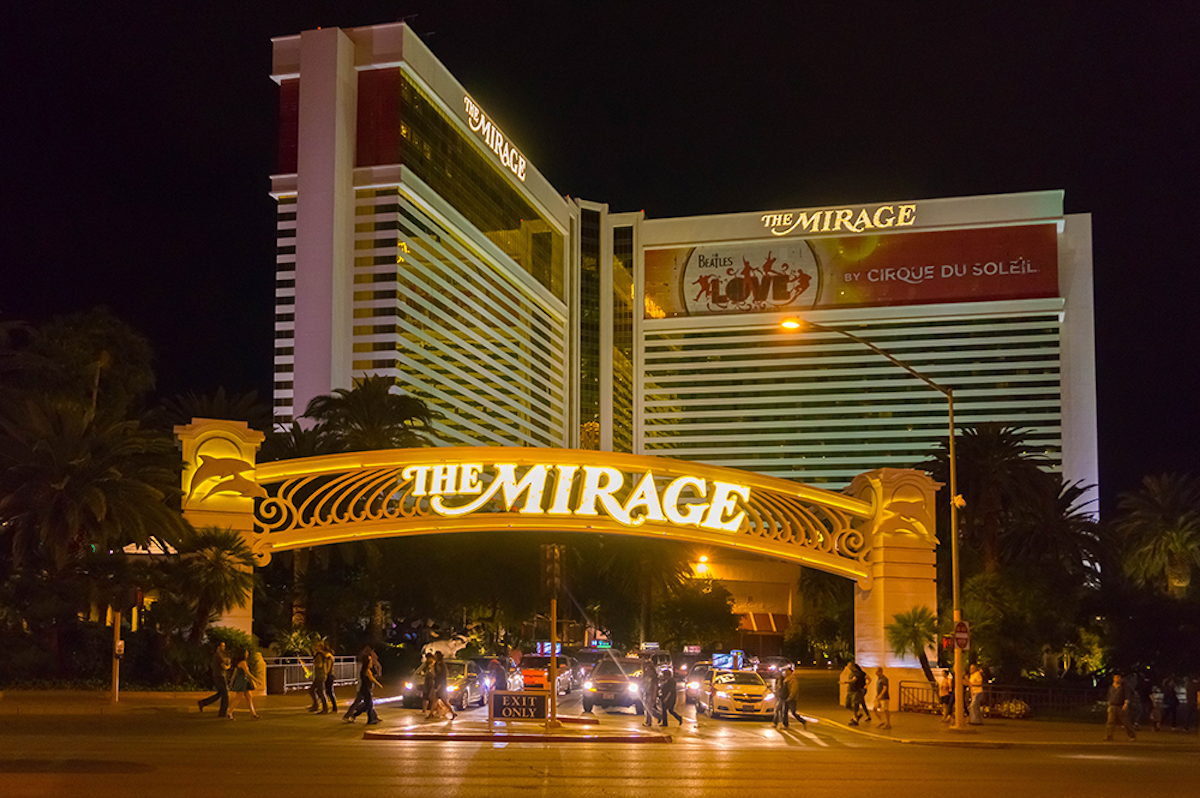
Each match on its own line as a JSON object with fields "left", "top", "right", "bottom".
{"left": 1117, "top": 473, "right": 1200, "bottom": 599}
{"left": 172, "top": 526, "right": 257, "bottom": 642}
{"left": 0, "top": 399, "right": 191, "bottom": 568}
{"left": 885, "top": 605, "right": 938, "bottom": 682}
{"left": 160, "top": 387, "right": 273, "bottom": 432}
{"left": 302, "top": 375, "right": 435, "bottom": 451}
{"left": 923, "top": 423, "right": 1054, "bottom": 573}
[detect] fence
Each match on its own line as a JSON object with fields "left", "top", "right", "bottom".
{"left": 263, "top": 656, "right": 360, "bottom": 694}
{"left": 899, "top": 680, "right": 1106, "bottom": 718}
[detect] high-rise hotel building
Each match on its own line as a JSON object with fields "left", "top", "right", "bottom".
{"left": 271, "top": 22, "right": 1098, "bottom": 494}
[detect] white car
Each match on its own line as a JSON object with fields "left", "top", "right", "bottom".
{"left": 700, "top": 669, "right": 777, "bottom": 719}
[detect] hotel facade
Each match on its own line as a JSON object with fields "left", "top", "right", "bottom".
{"left": 270, "top": 22, "right": 1097, "bottom": 498}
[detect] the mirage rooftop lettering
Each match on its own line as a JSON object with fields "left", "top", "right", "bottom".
{"left": 762, "top": 204, "right": 917, "bottom": 236}
{"left": 464, "top": 95, "right": 527, "bottom": 182}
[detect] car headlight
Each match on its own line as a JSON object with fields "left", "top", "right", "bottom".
{"left": 716, "top": 690, "right": 730, "bottom": 699}
{"left": 628, "top": 683, "right": 639, "bottom": 694}
{"left": 680, "top": 665, "right": 688, "bottom": 673}
{"left": 404, "top": 681, "right": 414, "bottom": 690}
{"left": 584, "top": 681, "right": 594, "bottom": 690}
{"left": 448, "top": 685, "right": 458, "bottom": 691}
{"left": 765, "top": 694, "right": 776, "bottom": 704}
{"left": 687, "top": 681, "right": 699, "bottom": 690}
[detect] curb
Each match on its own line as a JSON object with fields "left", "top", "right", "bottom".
{"left": 363, "top": 727, "right": 671, "bottom": 743}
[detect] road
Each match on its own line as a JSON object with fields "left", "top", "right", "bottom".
{"left": 2, "top": 686, "right": 1196, "bottom": 798}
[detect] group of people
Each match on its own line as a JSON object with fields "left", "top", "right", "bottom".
{"left": 1106, "top": 671, "right": 1200, "bottom": 741}
{"left": 932, "top": 665, "right": 986, "bottom": 724}
{"left": 196, "top": 640, "right": 262, "bottom": 720}
{"left": 771, "top": 666, "right": 809, "bottom": 730}
{"left": 640, "top": 658, "right": 683, "bottom": 727}
{"left": 414, "top": 650, "right": 459, "bottom": 720}
{"left": 842, "top": 661, "right": 891, "bottom": 729}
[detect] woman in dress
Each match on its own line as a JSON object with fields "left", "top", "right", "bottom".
{"left": 228, "top": 649, "right": 260, "bottom": 720}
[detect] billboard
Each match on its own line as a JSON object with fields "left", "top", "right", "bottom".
{"left": 643, "top": 224, "right": 1058, "bottom": 318}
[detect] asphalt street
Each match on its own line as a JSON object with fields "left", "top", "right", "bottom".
{"left": 3, "top": 686, "right": 1197, "bottom": 798}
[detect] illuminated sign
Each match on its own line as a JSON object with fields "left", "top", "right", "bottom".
{"left": 400, "top": 463, "right": 750, "bottom": 533}
{"left": 762, "top": 204, "right": 917, "bottom": 236}
{"left": 463, "top": 95, "right": 527, "bottom": 182}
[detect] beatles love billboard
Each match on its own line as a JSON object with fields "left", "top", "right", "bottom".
{"left": 643, "top": 224, "right": 1059, "bottom": 318}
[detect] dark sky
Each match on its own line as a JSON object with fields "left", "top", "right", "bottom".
{"left": 3, "top": 2, "right": 1197, "bottom": 515}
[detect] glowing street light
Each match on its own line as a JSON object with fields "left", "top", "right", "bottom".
{"left": 780, "top": 316, "right": 967, "bottom": 731}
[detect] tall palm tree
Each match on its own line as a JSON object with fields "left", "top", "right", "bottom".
{"left": 303, "top": 375, "right": 435, "bottom": 451}
{"left": 885, "top": 605, "right": 938, "bottom": 682}
{"left": 0, "top": 399, "right": 190, "bottom": 568}
{"left": 172, "top": 526, "right": 257, "bottom": 642}
{"left": 1117, "top": 473, "right": 1200, "bottom": 599}
{"left": 160, "top": 387, "right": 273, "bottom": 432}
{"left": 923, "top": 423, "right": 1054, "bottom": 573}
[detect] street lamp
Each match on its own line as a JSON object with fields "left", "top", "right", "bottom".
{"left": 780, "top": 317, "right": 967, "bottom": 731}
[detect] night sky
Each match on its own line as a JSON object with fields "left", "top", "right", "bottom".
{"left": 3, "top": 3, "right": 1196, "bottom": 516}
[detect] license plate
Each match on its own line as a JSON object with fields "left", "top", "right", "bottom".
{"left": 737, "top": 705, "right": 757, "bottom": 712}
{"left": 600, "top": 692, "right": 614, "bottom": 700}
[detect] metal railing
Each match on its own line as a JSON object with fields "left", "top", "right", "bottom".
{"left": 899, "top": 680, "right": 1106, "bottom": 717}
{"left": 263, "top": 656, "right": 359, "bottom": 694}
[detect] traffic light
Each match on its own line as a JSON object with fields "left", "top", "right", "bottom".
{"left": 541, "top": 544, "right": 562, "bottom": 593}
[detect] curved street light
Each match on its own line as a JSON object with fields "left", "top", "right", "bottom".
{"left": 781, "top": 317, "right": 967, "bottom": 731}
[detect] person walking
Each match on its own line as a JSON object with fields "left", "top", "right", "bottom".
{"left": 968, "top": 665, "right": 985, "bottom": 725}
{"left": 783, "top": 666, "right": 806, "bottom": 729}
{"left": 321, "top": 643, "right": 338, "bottom": 713}
{"left": 1159, "top": 674, "right": 1180, "bottom": 731}
{"left": 487, "top": 658, "right": 508, "bottom": 698}
{"left": 938, "top": 669, "right": 953, "bottom": 722}
{"left": 431, "top": 650, "right": 456, "bottom": 720}
{"left": 344, "top": 646, "right": 382, "bottom": 725}
{"left": 874, "top": 667, "right": 891, "bottom": 730}
{"left": 659, "top": 668, "right": 683, "bottom": 726}
{"left": 308, "top": 642, "right": 331, "bottom": 713}
{"left": 228, "top": 649, "right": 260, "bottom": 720}
{"left": 419, "top": 652, "right": 437, "bottom": 717}
{"left": 1184, "top": 674, "right": 1199, "bottom": 733}
{"left": 772, "top": 671, "right": 789, "bottom": 729}
{"left": 1105, "top": 673, "right": 1136, "bottom": 741}
{"left": 197, "top": 640, "right": 231, "bottom": 717}
{"left": 642, "top": 658, "right": 659, "bottom": 727}
{"left": 847, "top": 662, "right": 870, "bottom": 726}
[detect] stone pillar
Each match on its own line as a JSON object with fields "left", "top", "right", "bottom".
{"left": 848, "top": 468, "right": 941, "bottom": 710}
{"left": 174, "top": 418, "right": 266, "bottom": 636}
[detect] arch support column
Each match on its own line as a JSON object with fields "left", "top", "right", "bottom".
{"left": 175, "top": 418, "right": 265, "bottom": 636}
{"left": 848, "top": 468, "right": 941, "bottom": 707}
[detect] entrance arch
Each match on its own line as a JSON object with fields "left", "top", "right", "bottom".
{"left": 174, "top": 418, "right": 941, "bottom": 692}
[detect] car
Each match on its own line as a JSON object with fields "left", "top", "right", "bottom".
{"left": 685, "top": 662, "right": 712, "bottom": 704}
{"left": 700, "top": 669, "right": 777, "bottom": 719}
{"left": 756, "top": 656, "right": 794, "bottom": 676}
{"left": 582, "top": 657, "right": 644, "bottom": 714}
{"left": 518, "top": 656, "right": 573, "bottom": 694}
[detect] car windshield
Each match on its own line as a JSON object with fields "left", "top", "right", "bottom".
{"left": 445, "top": 661, "right": 467, "bottom": 678}
{"left": 591, "top": 659, "right": 642, "bottom": 678}
{"left": 713, "top": 672, "right": 765, "bottom": 686}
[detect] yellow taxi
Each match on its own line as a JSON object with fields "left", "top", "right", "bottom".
{"left": 699, "top": 669, "right": 777, "bottom": 720}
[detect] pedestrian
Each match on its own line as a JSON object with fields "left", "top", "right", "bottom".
{"left": 487, "top": 658, "right": 508, "bottom": 697}
{"left": 197, "top": 640, "right": 231, "bottom": 717}
{"left": 228, "top": 649, "right": 261, "bottom": 720}
{"left": 1160, "top": 675, "right": 1180, "bottom": 731}
{"left": 874, "top": 667, "right": 891, "bottom": 729}
{"left": 772, "top": 672, "right": 789, "bottom": 729}
{"left": 344, "top": 645, "right": 382, "bottom": 725}
{"left": 1104, "top": 673, "right": 1136, "bottom": 741}
{"left": 659, "top": 668, "right": 683, "bottom": 726}
{"left": 968, "top": 664, "right": 985, "bottom": 725}
{"left": 308, "top": 642, "right": 331, "bottom": 713}
{"left": 839, "top": 661, "right": 855, "bottom": 709}
{"left": 321, "top": 643, "right": 337, "bottom": 713}
{"left": 938, "top": 669, "right": 953, "bottom": 723}
{"left": 847, "top": 662, "right": 870, "bottom": 726}
{"left": 642, "top": 657, "right": 659, "bottom": 727}
{"left": 419, "top": 652, "right": 437, "bottom": 717}
{"left": 1128, "top": 672, "right": 1146, "bottom": 729}
{"left": 784, "top": 666, "right": 806, "bottom": 728}
{"left": 1184, "top": 674, "right": 1199, "bottom": 733}
{"left": 430, "top": 650, "right": 456, "bottom": 720}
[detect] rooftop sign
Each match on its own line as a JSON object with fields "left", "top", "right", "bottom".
{"left": 464, "top": 95, "right": 527, "bottom": 182}
{"left": 762, "top": 203, "right": 917, "bottom": 236}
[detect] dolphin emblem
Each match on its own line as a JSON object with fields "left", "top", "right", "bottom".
{"left": 199, "top": 473, "right": 268, "bottom": 502}
{"left": 187, "top": 455, "right": 255, "bottom": 500}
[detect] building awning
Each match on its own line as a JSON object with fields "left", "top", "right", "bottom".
{"left": 737, "top": 613, "right": 791, "bottom": 634}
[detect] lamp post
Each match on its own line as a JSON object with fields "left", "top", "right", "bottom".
{"left": 781, "top": 317, "right": 966, "bottom": 731}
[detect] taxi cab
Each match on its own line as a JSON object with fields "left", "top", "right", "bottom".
{"left": 699, "top": 668, "right": 776, "bottom": 719}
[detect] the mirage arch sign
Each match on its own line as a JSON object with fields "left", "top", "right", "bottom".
{"left": 249, "top": 447, "right": 880, "bottom": 586}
